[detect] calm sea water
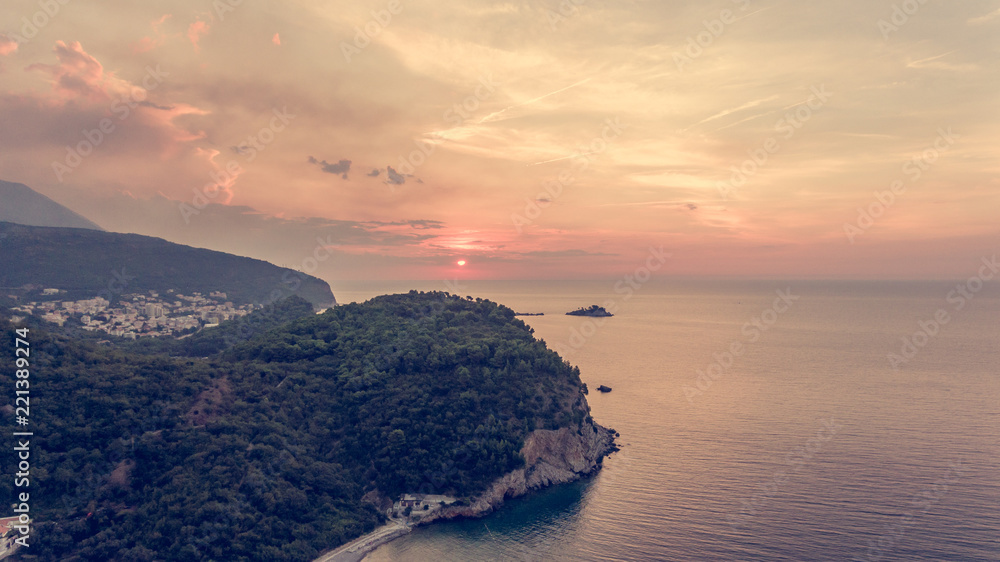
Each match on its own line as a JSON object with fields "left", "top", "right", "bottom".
{"left": 333, "top": 280, "right": 1000, "bottom": 561}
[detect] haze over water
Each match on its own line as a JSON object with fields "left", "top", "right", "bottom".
{"left": 337, "top": 280, "right": 1000, "bottom": 561}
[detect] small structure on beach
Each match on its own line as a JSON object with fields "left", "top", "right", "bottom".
{"left": 391, "top": 493, "right": 457, "bottom": 519}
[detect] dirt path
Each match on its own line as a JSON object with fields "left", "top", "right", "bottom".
{"left": 313, "top": 520, "right": 411, "bottom": 562}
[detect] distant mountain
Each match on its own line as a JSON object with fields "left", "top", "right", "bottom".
{"left": 0, "top": 222, "right": 336, "bottom": 308}
{"left": 0, "top": 179, "right": 103, "bottom": 230}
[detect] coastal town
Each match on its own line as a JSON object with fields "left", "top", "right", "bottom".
{"left": 7, "top": 289, "right": 256, "bottom": 339}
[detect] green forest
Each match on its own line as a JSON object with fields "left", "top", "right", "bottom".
{"left": 0, "top": 291, "right": 591, "bottom": 560}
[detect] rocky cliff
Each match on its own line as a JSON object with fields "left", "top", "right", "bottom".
{"left": 422, "top": 419, "right": 617, "bottom": 523}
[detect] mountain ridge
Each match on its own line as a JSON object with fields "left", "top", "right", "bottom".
{"left": 0, "top": 221, "right": 336, "bottom": 309}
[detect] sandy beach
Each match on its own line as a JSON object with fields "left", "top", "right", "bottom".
{"left": 313, "top": 521, "right": 411, "bottom": 562}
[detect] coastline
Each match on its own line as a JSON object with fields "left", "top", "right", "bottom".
{"left": 314, "top": 412, "right": 617, "bottom": 561}
{"left": 313, "top": 521, "right": 411, "bottom": 562}
{"left": 318, "top": 420, "right": 616, "bottom": 560}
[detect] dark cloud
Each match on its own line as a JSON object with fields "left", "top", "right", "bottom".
{"left": 57, "top": 191, "right": 446, "bottom": 258}
{"left": 367, "top": 169, "right": 381, "bottom": 177}
{"left": 138, "top": 100, "right": 173, "bottom": 111}
{"left": 45, "top": 190, "right": 473, "bottom": 282}
{"left": 515, "top": 249, "right": 618, "bottom": 258}
{"left": 367, "top": 219, "right": 445, "bottom": 230}
{"left": 322, "top": 160, "right": 352, "bottom": 176}
{"left": 385, "top": 166, "right": 405, "bottom": 185}
{"left": 308, "top": 156, "right": 352, "bottom": 179}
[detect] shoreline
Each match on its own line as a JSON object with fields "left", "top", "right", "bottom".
{"left": 314, "top": 421, "right": 617, "bottom": 561}
{"left": 313, "top": 520, "right": 411, "bottom": 562}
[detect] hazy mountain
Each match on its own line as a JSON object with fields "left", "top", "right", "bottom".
{"left": 0, "top": 179, "right": 104, "bottom": 230}
{"left": 0, "top": 221, "right": 336, "bottom": 308}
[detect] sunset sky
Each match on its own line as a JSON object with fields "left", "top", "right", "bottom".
{"left": 1, "top": 0, "right": 998, "bottom": 281}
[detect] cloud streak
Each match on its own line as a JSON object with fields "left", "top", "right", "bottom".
{"left": 476, "top": 77, "right": 591, "bottom": 124}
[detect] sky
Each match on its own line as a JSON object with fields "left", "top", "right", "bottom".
{"left": 1, "top": 0, "right": 998, "bottom": 282}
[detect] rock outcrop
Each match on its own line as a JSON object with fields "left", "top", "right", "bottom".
{"left": 421, "top": 420, "right": 617, "bottom": 523}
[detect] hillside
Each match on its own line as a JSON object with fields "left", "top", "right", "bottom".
{"left": 0, "top": 222, "right": 336, "bottom": 309}
{"left": 1, "top": 291, "right": 614, "bottom": 561}
{"left": 123, "top": 295, "right": 318, "bottom": 357}
{"left": 0, "top": 180, "right": 103, "bottom": 230}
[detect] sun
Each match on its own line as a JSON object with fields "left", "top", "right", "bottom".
{"left": 457, "top": 260, "right": 467, "bottom": 266}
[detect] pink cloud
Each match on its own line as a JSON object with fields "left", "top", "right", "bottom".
{"left": 132, "top": 36, "right": 162, "bottom": 54}
{"left": 272, "top": 33, "right": 281, "bottom": 46}
{"left": 1, "top": 40, "right": 218, "bottom": 197}
{"left": 133, "top": 15, "right": 173, "bottom": 54}
{"left": 0, "top": 35, "right": 18, "bottom": 56}
{"left": 146, "top": 104, "right": 210, "bottom": 149}
{"left": 188, "top": 20, "right": 210, "bottom": 51}
{"left": 26, "top": 40, "right": 132, "bottom": 102}
{"left": 195, "top": 147, "right": 242, "bottom": 203}
{"left": 152, "top": 14, "right": 172, "bottom": 31}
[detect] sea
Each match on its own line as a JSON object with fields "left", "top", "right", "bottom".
{"left": 330, "top": 279, "right": 1000, "bottom": 562}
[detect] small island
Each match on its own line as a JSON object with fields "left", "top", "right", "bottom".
{"left": 597, "top": 385, "right": 612, "bottom": 393}
{"left": 566, "top": 305, "right": 614, "bottom": 317}
{"left": 514, "top": 312, "right": 545, "bottom": 316}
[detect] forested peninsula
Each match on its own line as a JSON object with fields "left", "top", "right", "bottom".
{"left": 1, "top": 291, "right": 615, "bottom": 561}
